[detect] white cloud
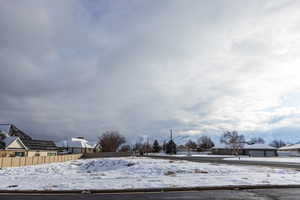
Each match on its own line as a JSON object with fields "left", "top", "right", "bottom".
{"left": 1, "top": 0, "right": 300, "bottom": 141}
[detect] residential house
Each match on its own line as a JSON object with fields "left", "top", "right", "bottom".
{"left": 278, "top": 144, "right": 300, "bottom": 156}
{"left": 0, "top": 124, "right": 58, "bottom": 157}
{"left": 212, "top": 143, "right": 277, "bottom": 157}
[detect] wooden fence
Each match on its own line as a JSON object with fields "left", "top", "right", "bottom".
{"left": 0, "top": 154, "right": 82, "bottom": 168}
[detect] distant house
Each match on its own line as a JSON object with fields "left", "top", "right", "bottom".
{"left": 278, "top": 144, "right": 300, "bottom": 156}
{"left": 212, "top": 143, "right": 277, "bottom": 157}
{"left": 56, "top": 137, "right": 95, "bottom": 154}
{"left": 0, "top": 124, "right": 58, "bottom": 157}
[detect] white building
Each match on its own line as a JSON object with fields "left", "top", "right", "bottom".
{"left": 56, "top": 137, "right": 96, "bottom": 154}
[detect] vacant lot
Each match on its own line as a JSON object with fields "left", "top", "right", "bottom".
{"left": 1, "top": 157, "right": 300, "bottom": 190}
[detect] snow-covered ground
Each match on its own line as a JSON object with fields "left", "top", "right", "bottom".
{"left": 224, "top": 157, "right": 300, "bottom": 163}
{"left": 1, "top": 157, "right": 300, "bottom": 190}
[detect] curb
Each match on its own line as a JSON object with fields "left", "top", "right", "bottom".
{"left": 1, "top": 184, "right": 300, "bottom": 194}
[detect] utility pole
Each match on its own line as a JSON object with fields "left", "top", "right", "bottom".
{"left": 147, "top": 137, "right": 149, "bottom": 155}
{"left": 170, "top": 129, "right": 173, "bottom": 141}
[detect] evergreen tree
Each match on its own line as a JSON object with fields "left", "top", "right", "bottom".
{"left": 152, "top": 140, "right": 161, "bottom": 153}
{"left": 166, "top": 140, "right": 177, "bottom": 154}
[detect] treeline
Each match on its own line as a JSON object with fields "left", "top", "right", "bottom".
{"left": 95, "top": 130, "right": 289, "bottom": 153}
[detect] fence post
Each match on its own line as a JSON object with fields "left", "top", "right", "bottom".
{"left": 25, "top": 157, "right": 27, "bottom": 166}
{"left": 0, "top": 157, "right": 2, "bottom": 168}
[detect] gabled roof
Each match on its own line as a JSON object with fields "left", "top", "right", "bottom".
{"left": 3, "top": 136, "right": 28, "bottom": 150}
{"left": 9, "top": 124, "right": 32, "bottom": 140}
{"left": 0, "top": 124, "right": 32, "bottom": 140}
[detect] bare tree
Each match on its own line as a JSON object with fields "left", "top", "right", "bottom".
{"left": 197, "top": 136, "right": 214, "bottom": 150}
{"left": 98, "top": 131, "right": 126, "bottom": 152}
{"left": 133, "top": 142, "right": 142, "bottom": 152}
{"left": 220, "top": 131, "right": 245, "bottom": 155}
{"left": 142, "top": 142, "right": 152, "bottom": 154}
{"left": 248, "top": 137, "right": 265, "bottom": 145}
{"left": 269, "top": 140, "right": 286, "bottom": 148}
{"left": 185, "top": 140, "right": 197, "bottom": 150}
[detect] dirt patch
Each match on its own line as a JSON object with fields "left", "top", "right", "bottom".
{"left": 194, "top": 169, "right": 208, "bottom": 174}
{"left": 164, "top": 171, "right": 176, "bottom": 176}
{"left": 126, "top": 162, "right": 135, "bottom": 167}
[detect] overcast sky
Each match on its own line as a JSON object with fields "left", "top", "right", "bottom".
{"left": 1, "top": 0, "right": 300, "bottom": 143}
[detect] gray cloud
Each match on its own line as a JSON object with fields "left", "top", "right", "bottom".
{"left": 1, "top": 0, "right": 300, "bottom": 142}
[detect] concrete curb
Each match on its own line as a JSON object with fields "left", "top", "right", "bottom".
{"left": 1, "top": 185, "right": 300, "bottom": 194}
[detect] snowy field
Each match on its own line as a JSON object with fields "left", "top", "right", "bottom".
{"left": 224, "top": 157, "right": 300, "bottom": 163}
{"left": 1, "top": 157, "right": 300, "bottom": 190}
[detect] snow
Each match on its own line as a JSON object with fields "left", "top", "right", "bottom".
{"left": 224, "top": 157, "right": 300, "bottom": 163}
{"left": 1, "top": 157, "right": 300, "bottom": 190}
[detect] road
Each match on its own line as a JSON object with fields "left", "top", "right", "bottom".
{"left": 1, "top": 188, "right": 300, "bottom": 200}
{"left": 147, "top": 155, "right": 300, "bottom": 169}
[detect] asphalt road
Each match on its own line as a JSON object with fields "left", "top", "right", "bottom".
{"left": 1, "top": 188, "right": 300, "bottom": 200}
{"left": 147, "top": 155, "right": 300, "bottom": 169}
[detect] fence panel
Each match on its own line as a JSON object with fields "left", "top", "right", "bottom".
{"left": 0, "top": 154, "right": 82, "bottom": 168}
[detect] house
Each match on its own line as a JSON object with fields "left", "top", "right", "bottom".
{"left": 56, "top": 137, "right": 95, "bottom": 154}
{"left": 212, "top": 143, "right": 277, "bottom": 157}
{"left": 278, "top": 144, "right": 300, "bottom": 156}
{"left": 1, "top": 137, "right": 27, "bottom": 157}
{"left": 0, "top": 124, "right": 58, "bottom": 157}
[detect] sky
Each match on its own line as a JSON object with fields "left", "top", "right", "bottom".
{"left": 1, "top": 0, "right": 300, "bottom": 143}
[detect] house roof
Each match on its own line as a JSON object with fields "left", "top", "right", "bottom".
{"left": 3, "top": 136, "right": 28, "bottom": 150}
{"left": 243, "top": 143, "right": 277, "bottom": 150}
{"left": 9, "top": 124, "right": 32, "bottom": 140}
{"left": 0, "top": 124, "right": 32, "bottom": 140}
{"left": 279, "top": 143, "right": 300, "bottom": 150}
{"left": 20, "top": 139, "right": 58, "bottom": 150}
